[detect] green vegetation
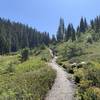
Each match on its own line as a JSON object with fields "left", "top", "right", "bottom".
{"left": 51, "top": 16, "right": 100, "bottom": 99}
{"left": 0, "top": 47, "right": 56, "bottom": 100}
{"left": 52, "top": 40, "right": 100, "bottom": 100}
{"left": 20, "top": 48, "right": 29, "bottom": 62}
{"left": 32, "top": 45, "right": 52, "bottom": 62}
{"left": 0, "top": 14, "right": 100, "bottom": 100}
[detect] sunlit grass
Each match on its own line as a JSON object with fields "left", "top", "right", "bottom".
{"left": 0, "top": 48, "right": 56, "bottom": 100}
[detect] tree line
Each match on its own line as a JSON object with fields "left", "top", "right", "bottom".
{"left": 0, "top": 16, "right": 100, "bottom": 54}
{"left": 0, "top": 18, "right": 50, "bottom": 54}
{"left": 56, "top": 16, "right": 100, "bottom": 42}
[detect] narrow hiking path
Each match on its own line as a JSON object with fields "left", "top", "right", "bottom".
{"left": 45, "top": 49, "right": 75, "bottom": 100}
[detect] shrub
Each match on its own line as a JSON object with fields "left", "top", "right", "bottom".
{"left": 87, "top": 67, "right": 100, "bottom": 87}
{"left": 82, "top": 87, "right": 100, "bottom": 100}
{"left": 21, "top": 48, "right": 29, "bottom": 62}
{"left": 79, "top": 80, "right": 92, "bottom": 91}
{"left": 87, "top": 36, "right": 93, "bottom": 44}
{"left": 41, "top": 57, "right": 48, "bottom": 62}
{"left": 63, "top": 64, "right": 74, "bottom": 74}
{"left": 74, "top": 68, "right": 87, "bottom": 84}
{"left": 63, "top": 43, "right": 84, "bottom": 60}
{"left": 0, "top": 67, "right": 56, "bottom": 100}
{"left": 39, "top": 44, "right": 46, "bottom": 50}
{"left": 6, "top": 62, "right": 15, "bottom": 73}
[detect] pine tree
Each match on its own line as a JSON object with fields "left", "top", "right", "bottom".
{"left": 79, "top": 17, "right": 85, "bottom": 33}
{"left": 65, "top": 24, "right": 76, "bottom": 41}
{"left": 51, "top": 35, "right": 56, "bottom": 44}
{"left": 84, "top": 18, "right": 88, "bottom": 30}
{"left": 76, "top": 26, "right": 81, "bottom": 38}
{"left": 71, "top": 24, "right": 76, "bottom": 41}
{"left": 90, "top": 16, "right": 100, "bottom": 41}
{"left": 57, "top": 18, "right": 65, "bottom": 41}
{"left": 95, "top": 16, "right": 100, "bottom": 32}
{"left": 90, "top": 20, "right": 94, "bottom": 29}
{"left": 65, "top": 24, "right": 72, "bottom": 41}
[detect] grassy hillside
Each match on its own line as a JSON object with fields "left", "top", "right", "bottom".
{"left": 52, "top": 33, "right": 100, "bottom": 100}
{"left": 0, "top": 47, "right": 56, "bottom": 100}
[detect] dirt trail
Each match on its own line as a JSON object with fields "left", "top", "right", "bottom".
{"left": 45, "top": 49, "right": 75, "bottom": 100}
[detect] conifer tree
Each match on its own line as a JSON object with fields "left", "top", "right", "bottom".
{"left": 65, "top": 24, "right": 72, "bottom": 41}
{"left": 51, "top": 34, "right": 56, "bottom": 44}
{"left": 65, "top": 24, "right": 76, "bottom": 41}
{"left": 71, "top": 24, "right": 76, "bottom": 41}
{"left": 57, "top": 18, "right": 65, "bottom": 41}
{"left": 79, "top": 17, "right": 85, "bottom": 33}
{"left": 84, "top": 18, "right": 88, "bottom": 30}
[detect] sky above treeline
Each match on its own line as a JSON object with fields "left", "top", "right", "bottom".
{"left": 0, "top": 0, "right": 100, "bottom": 35}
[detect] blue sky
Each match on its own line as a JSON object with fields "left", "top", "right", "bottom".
{"left": 0, "top": 0, "right": 100, "bottom": 35}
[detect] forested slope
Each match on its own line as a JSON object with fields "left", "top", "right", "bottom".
{"left": 0, "top": 18, "right": 50, "bottom": 54}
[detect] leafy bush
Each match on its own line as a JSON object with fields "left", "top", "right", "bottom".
{"left": 81, "top": 87, "right": 100, "bottom": 100}
{"left": 62, "top": 64, "right": 74, "bottom": 74}
{"left": 74, "top": 68, "right": 87, "bottom": 84}
{"left": 21, "top": 48, "right": 29, "bottom": 62}
{"left": 41, "top": 57, "right": 48, "bottom": 62}
{"left": 87, "top": 67, "right": 100, "bottom": 87}
{"left": 5, "top": 62, "right": 15, "bottom": 73}
{"left": 39, "top": 44, "right": 46, "bottom": 50}
{"left": 86, "top": 36, "right": 93, "bottom": 44}
{"left": 74, "top": 61, "right": 100, "bottom": 100}
{"left": 0, "top": 67, "right": 56, "bottom": 100}
{"left": 62, "top": 43, "right": 84, "bottom": 60}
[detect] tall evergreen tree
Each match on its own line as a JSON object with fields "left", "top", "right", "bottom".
{"left": 65, "top": 24, "right": 72, "bottom": 41}
{"left": 57, "top": 18, "right": 65, "bottom": 41}
{"left": 90, "top": 20, "right": 94, "bottom": 29}
{"left": 79, "top": 17, "right": 86, "bottom": 33}
{"left": 65, "top": 24, "right": 76, "bottom": 41}
{"left": 76, "top": 26, "right": 81, "bottom": 38}
{"left": 84, "top": 18, "right": 88, "bottom": 30}
{"left": 95, "top": 16, "right": 100, "bottom": 32}
{"left": 71, "top": 24, "right": 76, "bottom": 41}
{"left": 51, "top": 34, "right": 56, "bottom": 44}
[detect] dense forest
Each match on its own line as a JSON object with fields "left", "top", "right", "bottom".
{"left": 0, "top": 18, "right": 50, "bottom": 54}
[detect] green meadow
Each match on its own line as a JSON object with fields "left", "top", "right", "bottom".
{"left": 0, "top": 47, "right": 56, "bottom": 100}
